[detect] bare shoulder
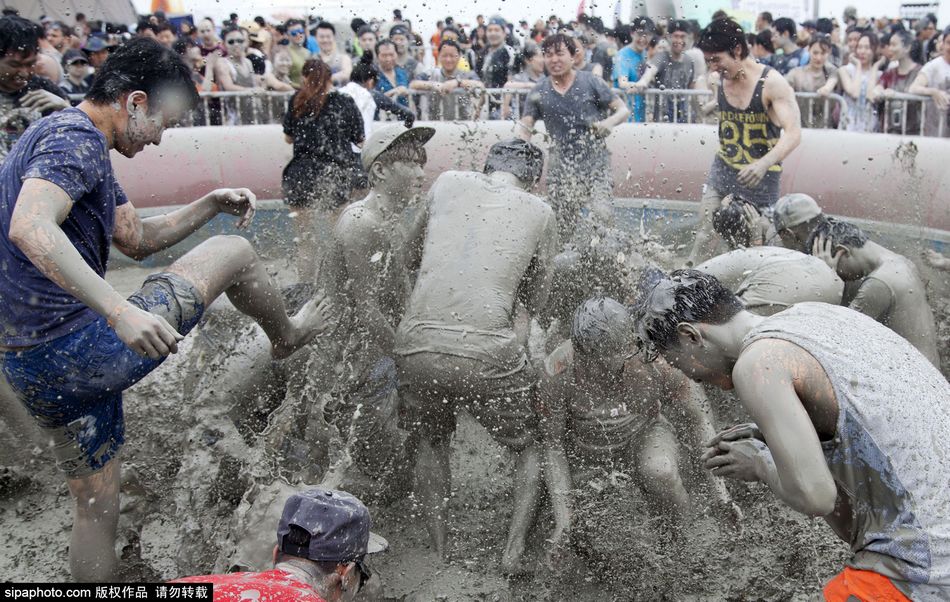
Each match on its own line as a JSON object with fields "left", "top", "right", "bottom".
{"left": 334, "top": 201, "right": 381, "bottom": 238}
{"left": 764, "top": 67, "right": 795, "bottom": 97}
{"left": 734, "top": 338, "right": 816, "bottom": 386}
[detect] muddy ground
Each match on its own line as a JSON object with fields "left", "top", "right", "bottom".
{"left": 1, "top": 245, "right": 947, "bottom": 601}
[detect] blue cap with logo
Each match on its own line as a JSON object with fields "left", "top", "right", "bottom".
{"left": 277, "top": 488, "right": 388, "bottom": 563}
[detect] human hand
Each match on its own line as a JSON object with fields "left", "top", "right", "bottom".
{"left": 703, "top": 423, "right": 764, "bottom": 459}
{"left": 737, "top": 160, "right": 769, "bottom": 188}
{"left": 923, "top": 249, "right": 950, "bottom": 270}
{"left": 882, "top": 88, "right": 896, "bottom": 99}
{"left": 591, "top": 120, "right": 611, "bottom": 138}
{"left": 931, "top": 90, "right": 950, "bottom": 112}
{"left": 812, "top": 233, "right": 845, "bottom": 272}
{"left": 703, "top": 438, "right": 770, "bottom": 481}
{"left": 108, "top": 302, "right": 184, "bottom": 359}
{"left": 629, "top": 81, "right": 647, "bottom": 94}
{"left": 816, "top": 83, "right": 832, "bottom": 97}
{"left": 439, "top": 79, "right": 459, "bottom": 94}
{"left": 209, "top": 187, "right": 256, "bottom": 229}
{"left": 20, "top": 89, "right": 70, "bottom": 113}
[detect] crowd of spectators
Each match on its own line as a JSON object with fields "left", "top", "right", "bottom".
{"left": 1, "top": 5, "right": 948, "bottom": 137}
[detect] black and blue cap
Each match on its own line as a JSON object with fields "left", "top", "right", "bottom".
{"left": 277, "top": 488, "right": 388, "bottom": 563}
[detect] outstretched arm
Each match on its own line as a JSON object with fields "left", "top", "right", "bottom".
{"left": 112, "top": 188, "right": 256, "bottom": 260}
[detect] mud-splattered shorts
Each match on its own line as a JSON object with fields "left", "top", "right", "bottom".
{"left": 395, "top": 350, "right": 539, "bottom": 450}
{"left": 2, "top": 273, "right": 204, "bottom": 479}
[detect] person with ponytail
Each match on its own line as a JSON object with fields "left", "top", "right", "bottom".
{"left": 282, "top": 58, "right": 364, "bottom": 280}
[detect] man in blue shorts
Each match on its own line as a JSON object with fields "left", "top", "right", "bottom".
{"left": 0, "top": 38, "right": 330, "bottom": 581}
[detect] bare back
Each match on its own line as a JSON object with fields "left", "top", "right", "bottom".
{"left": 401, "top": 171, "right": 557, "bottom": 331}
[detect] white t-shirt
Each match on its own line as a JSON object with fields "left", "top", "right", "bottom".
{"left": 339, "top": 82, "right": 375, "bottom": 150}
{"left": 920, "top": 56, "right": 950, "bottom": 136}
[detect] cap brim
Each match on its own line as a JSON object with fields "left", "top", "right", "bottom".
{"left": 366, "top": 532, "right": 388, "bottom": 554}
{"left": 392, "top": 126, "right": 436, "bottom": 150}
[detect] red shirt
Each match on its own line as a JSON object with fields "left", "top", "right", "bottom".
{"left": 172, "top": 569, "right": 327, "bottom": 602}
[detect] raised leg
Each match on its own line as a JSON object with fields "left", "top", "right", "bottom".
{"left": 164, "top": 235, "right": 329, "bottom": 359}
{"left": 66, "top": 459, "right": 120, "bottom": 582}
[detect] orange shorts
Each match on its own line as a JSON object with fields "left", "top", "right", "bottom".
{"left": 823, "top": 567, "right": 911, "bottom": 602}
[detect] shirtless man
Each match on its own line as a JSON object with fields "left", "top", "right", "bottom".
{"left": 696, "top": 247, "right": 843, "bottom": 315}
{"left": 538, "top": 297, "right": 732, "bottom": 558}
{"left": 808, "top": 219, "right": 939, "bottom": 366}
{"left": 322, "top": 123, "right": 434, "bottom": 494}
{"left": 687, "top": 18, "right": 801, "bottom": 267}
{"left": 0, "top": 39, "right": 329, "bottom": 581}
{"left": 633, "top": 270, "right": 950, "bottom": 601}
{"left": 394, "top": 139, "right": 557, "bottom": 570}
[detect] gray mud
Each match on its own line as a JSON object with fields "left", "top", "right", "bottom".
{"left": 1, "top": 246, "right": 947, "bottom": 600}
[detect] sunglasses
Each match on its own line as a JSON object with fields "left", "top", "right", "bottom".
{"left": 69, "top": 60, "right": 89, "bottom": 66}
{"left": 289, "top": 28, "right": 305, "bottom": 35}
{"left": 227, "top": 38, "right": 245, "bottom": 45}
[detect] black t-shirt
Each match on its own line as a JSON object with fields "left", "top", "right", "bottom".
{"left": 247, "top": 53, "right": 267, "bottom": 76}
{"left": 590, "top": 42, "right": 614, "bottom": 82}
{"left": 482, "top": 45, "right": 514, "bottom": 88}
{"left": 282, "top": 90, "right": 364, "bottom": 166}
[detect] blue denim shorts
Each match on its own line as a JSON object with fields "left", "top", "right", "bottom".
{"left": 2, "top": 273, "right": 204, "bottom": 478}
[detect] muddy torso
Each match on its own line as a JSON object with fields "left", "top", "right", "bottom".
{"left": 742, "top": 303, "right": 950, "bottom": 598}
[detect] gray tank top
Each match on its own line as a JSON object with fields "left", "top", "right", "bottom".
{"left": 743, "top": 303, "right": 950, "bottom": 600}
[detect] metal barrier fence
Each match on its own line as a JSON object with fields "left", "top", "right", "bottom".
{"left": 66, "top": 88, "right": 947, "bottom": 136}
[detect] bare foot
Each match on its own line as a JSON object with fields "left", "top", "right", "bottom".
{"left": 271, "top": 292, "right": 332, "bottom": 360}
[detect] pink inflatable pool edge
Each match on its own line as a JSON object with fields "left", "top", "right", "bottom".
{"left": 112, "top": 122, "right": 949, "bottom": 233}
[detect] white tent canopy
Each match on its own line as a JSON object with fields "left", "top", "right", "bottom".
{"left": 4, "top": 0, "right": 138, "bottom": 26}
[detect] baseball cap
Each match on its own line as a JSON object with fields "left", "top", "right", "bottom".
{"left": 631, "top": 16, "right": 656, "bottom": 34}
{"left": 488, "top": 15, "right": 507, "bottom": 28}
{"left": 361, "top": 123, "right": 435, "bottom": 171}
{"left": 83, "top": 35, "right": 109, "bottom": 53}
{"left": 483, "top": 138, "right": 545, "bottom": 184}
{"left": 800, "top": 20, "right": 817, "bottom": 30}
{"left": 277, "top": 488, "right": 388, "bottom": 563}
{"left": 772, "top": 193, "right": 822, "bottom": 231}
{"left": 389, "top": 24, "right": 409, "bottom": 37}
{"left": 62, "top": 49, "right": 88, "bottom": 66}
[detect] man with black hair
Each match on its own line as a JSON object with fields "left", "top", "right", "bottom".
{"left": 711, "top": 194, "right": 776, "bottom": 249}
{"left": 772, "top": 17, "right": 806, "bottom": 75}
{"left": 755, "top": 12, "right": 773, "bottom": 33}
{"left": 633, "top": 270, "right": 950, "bottom": 601}
{"left": 0, "top": 15, "right": 69, "bottom": 160}
{"left": 518, "top": 33, "right": 630, "bottom": 240}
{"left": 410, "top": 39, "right": 484, "bottom": 120}
{"left": 388, "top": 24, "right": 419, "bottom": 77}
{"left": 394, "top": 139, "right": 557, "bottom": 570}
{"left": 809, "top": 219, "right": 939, "bottom": 365}
{"left": 614, "top": 17, "right": 655, "bottom": 122}
{"left": 537, "top": 297, "right": 734, "bottom": 564}
{"left": 0, "top": 37, "right": 332, "bottom": 581}
{"left": 315, "top": 22, "right": 352, "bottom": 85}
{"left": 686, "top": 18, "right": 800, "bottom": 267}
{"left": 632, "top": 19, "right": 697, "bottom": 122}
{"left": 481, "top": 15, "right": 516, "bottom": 117}
{"left": 174, "top": 487, "right": 388, "bottom": 601}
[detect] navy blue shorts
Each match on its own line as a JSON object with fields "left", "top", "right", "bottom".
{"left": 2, "top": 273, "right": 204, "bottom": 478}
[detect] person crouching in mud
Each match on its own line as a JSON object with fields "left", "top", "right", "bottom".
{"left": 537, "top": 297, "right": 735, "bottom": 564}
{"left": 633, "top": 270, "right": 950, "bottom": 601}
{"left": 321, "top": 123, "right": 434, "bottom": 499}
{"left": 394, "top": 139, "right": 557, "bottom": 573}
{"left": 0, "top": 38, "right": 331, "bottom": 581}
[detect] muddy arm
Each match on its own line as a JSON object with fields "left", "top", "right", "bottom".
{"left": 538, "top": 353, "right": 574, "bottom": 554}
{"left": 518, "top": 210, "right": 559, "bottom": 328}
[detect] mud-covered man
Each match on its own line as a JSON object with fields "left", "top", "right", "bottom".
{"left": 394, "top": 139, "right": 557, "bottom": 571}
{"left": 537, "top": 297, "right": 733, "bottom": 563}
{"left": 634, "top": 270, "right": 950, "bottom": 601}
{"left": 0, "top": 39, "right": 330, "bottom": 581}
{"left": 808, "top": 219, "right": 939, "bottom": 366}
{"left": 687, "top": 18, "right": 801, "bottom": 266}
{"left": 696, "top": 247, "right": 843, "bottom": 315}
{"left": 321, "top": 123, "right": 434, "bottom": 495}
{"left": 517, "top": 33, "right": 630, "bottom": 241}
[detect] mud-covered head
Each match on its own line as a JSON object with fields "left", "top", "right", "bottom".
{"left": 572, "top": 297, "right": 635, "bottom": 363}
{"left": 805, "top": 218, "right": 869, "bottom": 279}
{"left": 632, "top": 269, "right": 743, "bottom": 387}
{"left": 484, "top": 138, "right": 544, "bottom": 187}
{"left": 712, "top": 195, "right": 758, "bottom": 249}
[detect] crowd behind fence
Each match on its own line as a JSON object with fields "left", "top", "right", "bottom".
{"left": 66, "top": 89, "right": 947, "bottom": 137}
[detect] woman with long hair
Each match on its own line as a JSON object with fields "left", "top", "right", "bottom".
{"left": 787, "top": 36, "right": 838, "bottom": 128}
{"left": 282, "top": 59, "right": 364, "bottom": 280}
{"left": 822, "top": 31, "right": 885, "bottom": 132}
